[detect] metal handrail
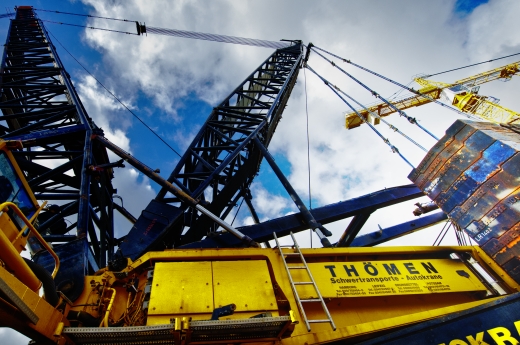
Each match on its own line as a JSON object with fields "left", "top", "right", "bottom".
{"left": 0, "top": 201, "right": 60, "bottom": 278}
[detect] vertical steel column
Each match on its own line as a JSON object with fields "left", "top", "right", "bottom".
{"left": 77, "top": 132, "right": 92, "bottom": 238}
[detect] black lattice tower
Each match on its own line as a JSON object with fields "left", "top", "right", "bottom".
{"left": 153, "top": 44, "right": 304, "bottom": 246}
{"left": 0, "top": 7, "right": 117, "bottom": 267}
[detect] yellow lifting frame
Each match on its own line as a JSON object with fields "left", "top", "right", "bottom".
{"left": 0, "top": 201, "right": 60, "bottom": 279}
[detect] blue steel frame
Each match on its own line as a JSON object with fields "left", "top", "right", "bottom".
{"left": 180, "top": 184, "right": 431, "bottom": 248}
{"left": 0, "top": 7, "right": 123, "bottom": 267}
{"left": 1, "top": 9, "right": 447, "bottom": 266}
{"left": 152, "top": 43, "right": 305, "bottom": 246}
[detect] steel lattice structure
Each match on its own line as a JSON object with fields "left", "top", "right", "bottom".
{"left": 1, "top": 7, "right": 440, "bottom": 268}
{"left": 0, "top": 7, "right": 118, "bottom": 268}
{"left": 153, "top": 44, "right": 304, "bottom": 247}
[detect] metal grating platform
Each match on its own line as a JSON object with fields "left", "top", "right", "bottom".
{"left": 63, "top": 315, "right": 293, "bottom": 344}
{"left": 188, "top": 316, "right": 293, "bottom": 343}
{"left": 63, "top": 324, "right": 176, "bottom": 345}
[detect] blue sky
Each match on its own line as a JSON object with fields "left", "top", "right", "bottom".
{"left": 2, "top": 0, "right": 518, "bottom": 241}
{"left": 455, "top": 0, "right": 489, "bottom": 15}
{"left": 2, "top": 0, "right": 519, "bottom": 247}
{"left": 1, "top": 1, "right": 520, "bottom": 342}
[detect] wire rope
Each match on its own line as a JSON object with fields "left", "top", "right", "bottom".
{"left": 312, "top": 45, "right": 482, "bottom": 124}
{"left": 423, "top": 51, "right": 520, "bottom": 78}
{"left": 330, "top": 80, "right": 428, "bottom": 152}
{"left": 146, "top": 26, "right": 289, "bottom": 49}
{"left": 230, "top": 198, "right": 245, "bottom": 226}
{"left": 46, "top": 28, "right": 183, "bottom": 158}
{"left": 388, "top": 80, "right": 414, "bottom": 101}
{"left": 306, "top": 65, "right": 414, "bottom": 168}
{"left": 305, "top": 50, "right": 427, "bottom": 152}
{"left": 433, "top": 221, "right": 452, "bottom": 246}
{"left": 34, "top": 8, "right": 136, "bottom": 23}
{"left": 303, "top": 67, "right": 313, "bottom": 248}
{"left": 40, "top": 19, "right": 138, "bottom": 35}
{"left": 36, "top": 10, "right": 290, "bottom": 49}
{"left": 310, "top": 46, "right": 439, "bottom": 141}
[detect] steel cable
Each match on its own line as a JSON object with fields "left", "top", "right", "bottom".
{"left": 46, "top": 27, "right": 182, "bottom": 158}
{"left": 38, "top": 18, "right": 290, "bottom": 49}
{"left": 146, "top": 26, "right": 290, "bottom": 49}
{"left": 306, "top": 65, "right": 414, "bottom": 168}
{"left": 423, "top": 52, "right": 520, "bottom": 78}
{"left": 312, "top": 45, "right": 481, "bottom": 126}
{"left": 40, "top": 19, "right": 138, "bottom": 35}
{"left": 310, "top": 46, "right": 440, "bottom": 141}
{"left": 34, "top": 8, "right": 136, "bottom": 23}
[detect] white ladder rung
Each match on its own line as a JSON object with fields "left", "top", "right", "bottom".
{"left": 273, "top": 231, "right": 337, "bottom": 332}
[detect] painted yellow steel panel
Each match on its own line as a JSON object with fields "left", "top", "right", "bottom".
{"left": 213, "top": 260, "right": 277, "bottom": 312}
{"left": 148, "top": 261, "right": 214, "bottom": 315}
{"left": 289, "top": 259, "right": 487, "bottom": 299}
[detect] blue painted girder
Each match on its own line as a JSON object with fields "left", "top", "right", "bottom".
{"left": 349, "top": 211, "right": 448, "bottom": 247}
{"left": 180, "top": 184, "right": 424, "bottom": 248}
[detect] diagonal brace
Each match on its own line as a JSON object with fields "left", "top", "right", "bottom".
{"left": 252, "top": 135, "right": 332, "bottom": 247}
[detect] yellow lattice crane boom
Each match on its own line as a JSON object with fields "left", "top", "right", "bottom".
{"left": 345, "top": 60, "right": 520, "bottom": 129}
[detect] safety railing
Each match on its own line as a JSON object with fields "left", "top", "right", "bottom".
{"left": 0, "top": 201, "right": 60, "bottom": 278}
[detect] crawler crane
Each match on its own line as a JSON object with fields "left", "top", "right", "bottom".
{"left": 0, "top": 6, "right": 520, "bottom": 345}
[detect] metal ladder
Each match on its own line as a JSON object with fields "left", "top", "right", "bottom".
{"left": 273, "top": 232, "right": 336, "bottom": 332}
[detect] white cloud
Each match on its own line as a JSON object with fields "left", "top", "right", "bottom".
{"left": 250, "top": 182, "right": 296, "bottom": 221}
{"left": 76, "top": 72, "right": 157, "bottom": 236}
{"left": 73, "top": 0, "right": 520, "bottom": 249}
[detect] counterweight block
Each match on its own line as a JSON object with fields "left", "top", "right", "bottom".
{"left": 409, "top": 119, "right": 520, "bottom": 284}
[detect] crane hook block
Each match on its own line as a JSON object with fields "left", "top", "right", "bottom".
{"left": 136, "top": 21, "right": 147, "bottom": 36}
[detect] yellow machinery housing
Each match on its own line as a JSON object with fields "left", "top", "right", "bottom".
{"left": 0, "top": 136, "right": 520, "bottom": 344}
{"left": 60, "top": 245, "right": 518, "bottom": 344}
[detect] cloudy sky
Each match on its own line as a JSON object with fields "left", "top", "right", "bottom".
{"left": 1, "top": 0, "right": 520, "bottom": 342}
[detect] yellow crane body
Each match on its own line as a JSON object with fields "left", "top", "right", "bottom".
{"left": 1, "top": 136, "right": 520, "bottom": 344}
{"left": 7, "top": 244, "right": 520, "bottom": 345}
